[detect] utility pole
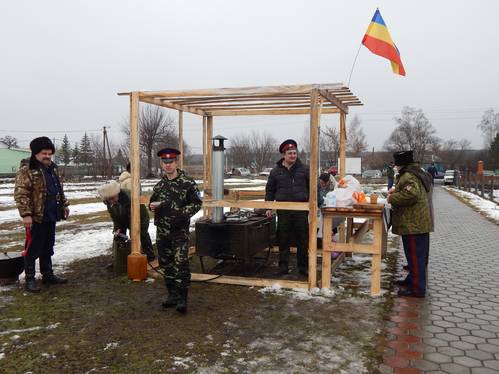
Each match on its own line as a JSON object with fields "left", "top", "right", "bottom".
{"left": 105, "top": 127, "right": 112, "bottom": 177}
{"left": 102, "top": 127, "right": 107, "bottom": 178}
{"left": 102, "top": 126, "right": 113, "bottom": 178}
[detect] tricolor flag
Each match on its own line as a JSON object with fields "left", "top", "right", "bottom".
{"left": 362, "top": 9, "right": 406, "bottom": 76}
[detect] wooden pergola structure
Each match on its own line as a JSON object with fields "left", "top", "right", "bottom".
{"left": 119, "top": 83, "right": 363, "bottom": 289}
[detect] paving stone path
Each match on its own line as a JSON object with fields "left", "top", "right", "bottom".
{"left": 380, "top": 186, "right": 499, "bottom": 374}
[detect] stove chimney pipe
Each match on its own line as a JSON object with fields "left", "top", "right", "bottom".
{"left": 211, "top": 135, "right": 227, "bottom": 223}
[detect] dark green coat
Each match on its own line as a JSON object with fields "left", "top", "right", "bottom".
{"left": 386, "top": 165, "right": 395, "bottom": 179}
{"left": 105, "top": 191, "right": 150, "bottom": 234}
{"left": 390, "top": 164, "right": 433, "bottom": 235}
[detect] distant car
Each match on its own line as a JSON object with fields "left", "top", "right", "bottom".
{"left": 259, "top": 167, "right": 273, "bottom": 176}
{"left": 443, "top": 170, "right": 460, "bottom": 185}
{"left": 482, "top": 170, "right": 494, "bottom": 177}
{"left": 232, "top": 167, "right": 251, "bottom": 177}
{"left": 362, "top": 169, "right": 382, "bottom": 178}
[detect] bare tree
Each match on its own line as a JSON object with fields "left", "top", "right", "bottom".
{"left": 249, "top": 131, "right": 277, "bottom": 172}
{"left": 384, "top": 106, "right": 440, "bottom": 162}
{"left": 436, "top": 138, "right": 471, "bottom": 169}
{"left": 321, "top": 125, "right": 340, "bottom": 166}
{"left": 122, "top": 104, "right": 176, "bottom": 177}
{"left": 0, "top": 135, "right": 18, "bottom": 149}
{"left": 227, "top": 134, "right": 253, "bottom": 169}
{"left": 227, "top": 131, "right": 277, "bottom": 172}
{"left": 347, "top": 115, "right": 368, "bottom": 156}
{"left": 477, "top": 109, "right": 499, "bottom": 149}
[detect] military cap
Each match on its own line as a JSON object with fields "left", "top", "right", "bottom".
{"left": 279, "top": 139, "right": 297, "bottom": 153}
{"left": 157, "top": 147, "right": 180, "bottom": 163}
{"left": 393, "top": 150, "right": 414, "bottom": 166}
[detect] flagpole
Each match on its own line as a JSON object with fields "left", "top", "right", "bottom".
{"left": 347, "top": 43, "right": 363, "bottom": 87}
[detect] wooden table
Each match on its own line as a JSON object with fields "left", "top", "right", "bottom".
{"left": 321, "top": 204, "right": 387, "bottom": 296}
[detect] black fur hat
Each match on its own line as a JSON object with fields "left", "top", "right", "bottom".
{"left": 30, "top": 136, "right": 55, "bottom": 155}
{"left": 393, "top": 150, "right": 414, "bottom": 166}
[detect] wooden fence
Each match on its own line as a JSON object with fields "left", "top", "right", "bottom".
{"left": 455, "top": 173, "right": 498, "bottom": 203}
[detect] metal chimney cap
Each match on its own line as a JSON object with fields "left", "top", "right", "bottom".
{"left": 212, "top": 135, "right": 228, "bottom": 141}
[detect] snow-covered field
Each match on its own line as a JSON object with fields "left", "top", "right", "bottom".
{"left": 444, "top": 186, "right": 499, "bottom": 223}
{"left": 0, "top": 177, "right": 248, "bottom": 268}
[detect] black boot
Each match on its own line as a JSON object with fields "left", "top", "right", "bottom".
{"left": 176, "top": 288, "right": 188, "bottom": 314}
{"left": 42, "top": 274, "right": 68, "bottom": 285}
{"left": 161, "top": 285, "right": 178, "bottom": 308}
{"left": 40, "top": 256, "right": 68, "bottom": 285}
{"left": 24, "top": 258, "right": 40, "bottom": 293}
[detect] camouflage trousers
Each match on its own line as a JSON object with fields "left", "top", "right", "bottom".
{"left": 156, "top": 228, "right": 190, "bottom": 289}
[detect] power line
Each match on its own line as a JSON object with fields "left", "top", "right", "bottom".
{"left": 1, "top": 129, "right": 101, "bottom": 133}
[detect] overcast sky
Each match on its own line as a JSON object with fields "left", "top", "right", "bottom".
{"left": 1, "top": 0, "right": 498, "bottom": 153}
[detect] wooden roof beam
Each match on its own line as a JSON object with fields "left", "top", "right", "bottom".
{"left": 134, "top": 83, "right": 344, "bottom": 98}
{"left": 139, "top": 97, "right": 206, "bottom": 116}
{"left": 319, "top": 89, "right": 349, "bottom": 114}
{"left": 173, "top": 95, "right": 312, "bottom": 105}
{"left": 207, "top": 107, "right": 341, "bottom": 116}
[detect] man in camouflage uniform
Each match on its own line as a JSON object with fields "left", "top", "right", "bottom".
{"left": 14, "top": 137, "right": 69, "bottom": 293}
{"left": 149, "top": 148, "right": 202, "bottom": 313}
{"left": 388, "top": 150, "right": 433, "bottom": 298}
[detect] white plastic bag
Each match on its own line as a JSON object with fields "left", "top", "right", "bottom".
{"left": 335, "top": 175, "right": 362, "bottom": 207}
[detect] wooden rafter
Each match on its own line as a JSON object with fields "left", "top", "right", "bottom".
{"left": 319, "top": 89, "right": 349, "bottom": 114}
{"left": 139, "top": 97, "right": 206, "bottom": 116}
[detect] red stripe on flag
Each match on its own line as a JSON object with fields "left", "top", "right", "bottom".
{"left": 362, "top": 35, "right": 405, "bottom": 75}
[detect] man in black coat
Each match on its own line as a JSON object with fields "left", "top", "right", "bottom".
{"left": 265, "top": 139, "right": 309, "bottom": 276}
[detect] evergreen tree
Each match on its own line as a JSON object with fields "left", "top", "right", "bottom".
{"left": 490, "top": 133, "right": 499, "bottom": 169}
{"left": 60, "top": 135, "right": 71, "bottom": 166}
{"left": 72, "top": 143, "right": 80, "bottom": 165}
{"left": 79, "top": 133, "right": 93, "bottom": 165}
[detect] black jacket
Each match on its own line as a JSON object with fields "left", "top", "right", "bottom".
{"left": 265, "top": 158, "right": 309, "bottom": 202}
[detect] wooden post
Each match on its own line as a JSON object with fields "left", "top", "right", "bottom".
{"left": 127, "top": 92, "right": 147, "bottom": 281}
{"left": 339, "top": 112, "right": 347, "bottom": 178}
{"left": 130, "top": 93, "right": 141, "bottom": 255}
{"left": 308, "top": 88, "right": 321, "bottom": 289}
{"left": 321, "top": 214, "right": 333, "bottom": 288}
{"left": 203, "top": 116, "right": 213, "bottom": 218}
{"left": 371, "top": 218, "right": 382, "bottom": 296}
{"left": 207, "top": 116, "right": 214, "bottom": 193}
{"left": 178, "top": 110, "right": 184, "bottom": 170}
{"left": 202, "top": 116, "right": 208, "bottom": 217}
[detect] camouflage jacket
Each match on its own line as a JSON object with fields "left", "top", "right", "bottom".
{"left": 105, "top": 190, "right": 150, "bottom": 233}
{"left": 14, "top": 157, "right": 69, "bottom": 223}
{"left": 150, "top": 170, "right": 202, "bottom": 233}
{"left": 390, "top": 163, "right": 433, "bottom": 235}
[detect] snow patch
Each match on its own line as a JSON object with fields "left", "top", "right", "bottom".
{"left": 172, "top": 356, "right": 193, "bottom": 369}
{"left": 445, "top": 187, "right": 499, "bottom": 223}
{"left": 258, "top": 284, "right": 335, "bottom": 302}
{"left": 41, "top": 352, "right": 56, "bottom": 359}
{"left": 103, "top": 342, "right": 119, "bottom": 351}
